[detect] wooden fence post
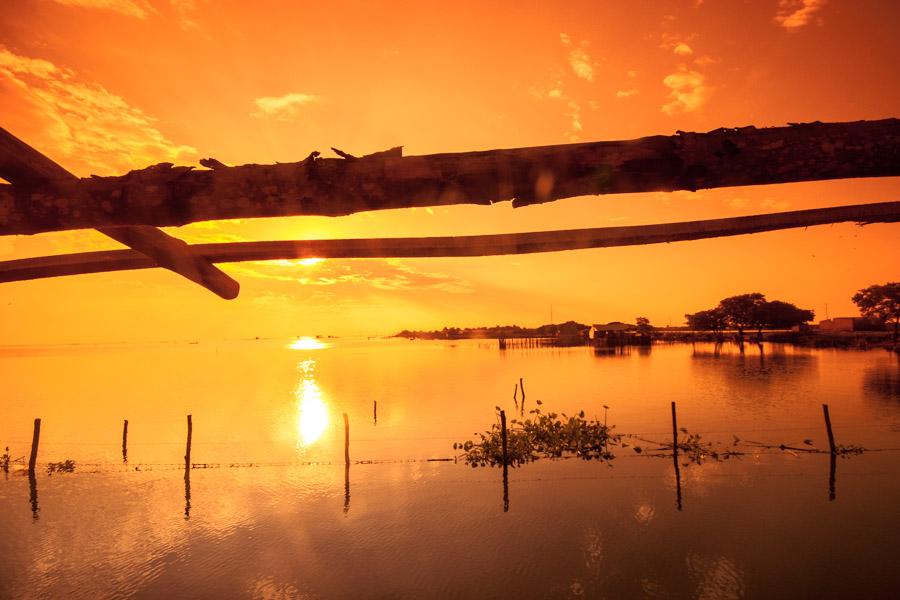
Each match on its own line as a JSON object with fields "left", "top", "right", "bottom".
{"left": 28, "top": 418, "right": 41, "bottom": 476}
{"left": 343, "top": 413, "right": 350, "bottom": 466}
{"left": 184, "top": 414, "right": 192, "bottom": 475}
{"left": 822, "top": 404, "right": 837, "bottom": 454}
{"left": 671, "top": 402, "right": 683, "bottom": 511}
{"left": 122, "top": 419, "right": 129, "bottom": 463}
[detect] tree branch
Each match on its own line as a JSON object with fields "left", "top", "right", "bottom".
{"left": 1, "top": 119, "right": 898, "bottom": 235}
{"left": 2, "top": 201, "right": 897, "bottom": 284}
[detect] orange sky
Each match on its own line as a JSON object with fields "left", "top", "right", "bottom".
{"left": 1, "top": 0, "right": 899, "bottom": 344}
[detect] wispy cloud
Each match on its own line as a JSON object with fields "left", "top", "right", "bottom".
{"left": 673, "top": 42, "right": 694, "bottom": 56}
{"left": 661, "top": 66, "right": 711, "bottom": 115}
{"left": 251, "top": 92, "right": 320, "bottom": 120}
{"left": 52, "top": 0, "right": 205, "bottom": 29}
{"left": 616, "top": 69, "right": 639, "bottom": 99}
{"left": 52, "top": 0, "right": 156, "bottom": 19}
{"left": 559, "top": 33, "right": 595, "bottom": 82}
{"left": 0, "top": 47, "right": 195, "bottom": 175}
{"left": 775, "top": 0, "right": 827, "bottom": 30}
{"left": 229, "top": 259, "right": 474, "bottom": 294}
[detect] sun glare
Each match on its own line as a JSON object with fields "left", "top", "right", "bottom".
{"left": 289, "top": 337, "right": 327, "bottom": 350}
{"left": 296, "top": 359, "right": 329, "bottom": 446}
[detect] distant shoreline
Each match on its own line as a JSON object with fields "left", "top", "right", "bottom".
{"left": 395, "top": 326, "right": 896, "bottom": 350}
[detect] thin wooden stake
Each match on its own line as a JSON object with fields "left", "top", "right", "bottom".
{"left": 28, "top": 418, "right": 41, "bottom": 476}
{"left": 122, "top": 419, "right": 129, "bottom": 463}
{"left": 671, "top": 402, "right": 683, "bottom": 511}
{"left": 343, "top": 413, "right": 350, "bottom": 466}
{"left": 822, "top": 404, "right": 837, "bottom": 454}
{"left": 184, "top": 414, "right": 192, "bottom": 475}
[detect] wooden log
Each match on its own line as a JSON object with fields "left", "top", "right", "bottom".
{"left": 822, "top": 404, "right": 837, "bottom": 454}
{"left": 0, "top": 119, "right": 898, "bottom": 235}
{"left": 28, "top": 418, "right": 40, "bottom": 476}
{"left": 2, "top": 201, "right": 898, "bottom": 285}
{"left": 0, "top": 127, "right": 239, "bottom": 298}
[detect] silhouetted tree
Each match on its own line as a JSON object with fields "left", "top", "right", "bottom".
{"left": 759, "top": 300, "right": 815, "bottom": 332}
{"left": 718, "top": 293, "right": 767, "bottom": 344}
{"left": 685, "top": 308, "right": 728, "bottom": 338}
{"left": 635, "top": 317, "right": 654, "bottom": 336}
{"left": 853, "top": 282, "right": 900, "bottom": 342}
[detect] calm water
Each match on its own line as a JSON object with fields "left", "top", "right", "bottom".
{"left": 1, "top": 339, "right": 900, "bottom": 599}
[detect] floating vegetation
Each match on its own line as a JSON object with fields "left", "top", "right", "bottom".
{"left": 46, "top": 460, "right": 76, "bottom": 475}
{"left": 455, "top": 397, "right": 871, "bottom": 471}
{"left": 835, "top": 444, "right": 866, "bottom": 456}
{"left": 454, "top": 402, "right": 622, "bottom": 467}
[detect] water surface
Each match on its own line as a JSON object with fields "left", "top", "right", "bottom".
{"left": 2, "top": 339, "right": 899, "bottom": 598}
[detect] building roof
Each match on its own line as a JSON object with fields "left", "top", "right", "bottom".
{"left": 591, "top": 322, "right": 635, "bottom": 332}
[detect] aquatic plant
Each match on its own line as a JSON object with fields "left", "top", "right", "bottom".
{"left": 46, "top": 460, "right": 76, "bottom": 475}
{"left": 454, "top": 402, "right": 622, "bottom": 467}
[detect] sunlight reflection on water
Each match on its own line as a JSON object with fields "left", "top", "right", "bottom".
{"left": 289, "top": 337, "right": 327, "bottom": 351}
{"left": 296, "top": 359, "right": 328, "bottom": 447}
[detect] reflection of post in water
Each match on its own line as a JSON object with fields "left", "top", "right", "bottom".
{"left": 519, "top": 378, "right": 526, "bottom": 416}
{"left": 671, "top": 401, "right": 683, "bottom": 511}
{"left": 344, "top": 464, "right": 350, "bottom": 515}
{"left": 502, "top": 463, "right": 509, "bottom": 513}
{"left": 823, "top": 404, "right": 837, "bottom": 501}
{"left": 122, "top": 419, "right": 128, "bottom": 464}
{"left": 373, "top": 401, "right": 377, "bottom": 426}
{"left": 500, "top": 409, "right": 509, "bottom": 512}
{"left": 29, "top": 472, "right": 39, "bottom": 520}
{"left": 829, "top": 451, "right": 837, "bottom": 501}
{"left": 184, "top": 471, "right": 191, "bottom": 520}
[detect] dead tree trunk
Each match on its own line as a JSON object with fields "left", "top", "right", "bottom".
{"left": 0, "top": 119, "right": 898, "bottom": 235}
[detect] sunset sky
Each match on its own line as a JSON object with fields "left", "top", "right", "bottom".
{"left": 1, "top": 0, "right": 899, "bottom": 344}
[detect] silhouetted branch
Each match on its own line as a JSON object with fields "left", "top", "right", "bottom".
{"left": 1, "top": 200, "right": 898, "bottom": 284}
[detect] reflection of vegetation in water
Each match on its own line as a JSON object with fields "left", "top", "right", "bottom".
{"left": 454, "top": 401, "right": 621, "bottom": 467}
{"left": 864, "top": 366, "right": 900, "bottom": 401}
{"left": 46, "top": 460, "right": 76, "bottom": 475}
{"left": 1, "top": 446, "right": 9, "bottom": 473}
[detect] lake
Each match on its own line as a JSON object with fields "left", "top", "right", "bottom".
{"left": 2, "top": 339, "right": 900, "bottom": 599}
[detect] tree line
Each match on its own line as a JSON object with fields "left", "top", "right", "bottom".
{"left": 685, "top": 282, "right": 900, "bottom": 343}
